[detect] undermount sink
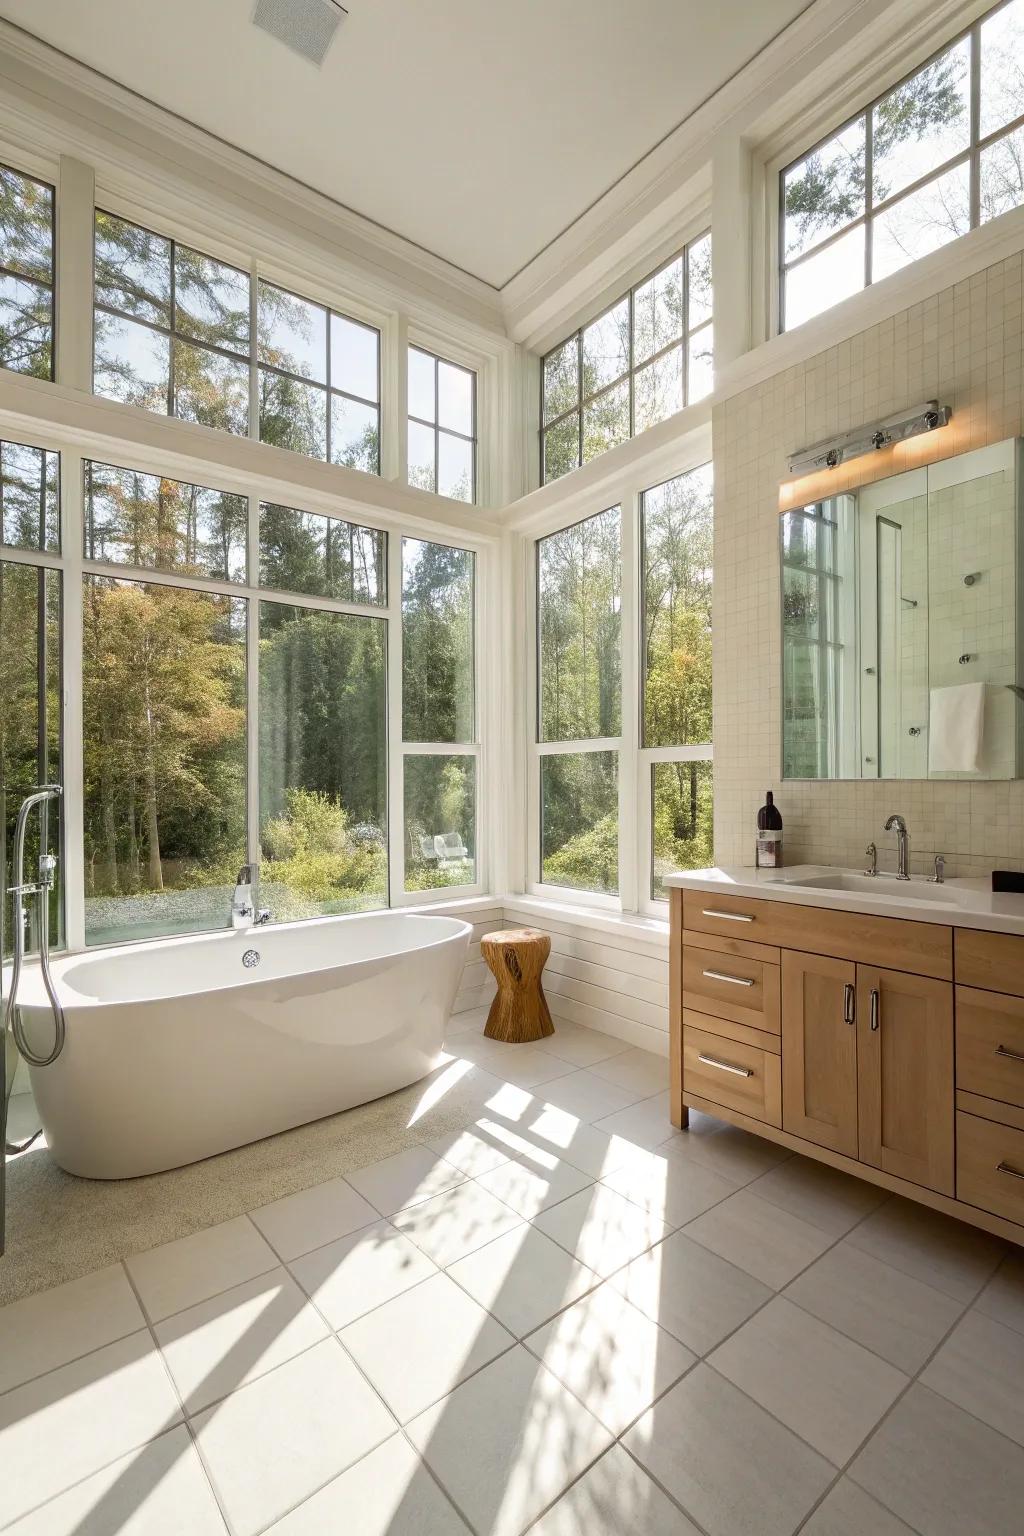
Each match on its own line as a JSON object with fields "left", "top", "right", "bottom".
{"left": 782, "top": 871, "right": 963, "bottom": 904}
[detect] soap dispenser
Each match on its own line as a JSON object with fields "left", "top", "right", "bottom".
{"left": 756, "top": 791, "right": 783, "bottom": 869}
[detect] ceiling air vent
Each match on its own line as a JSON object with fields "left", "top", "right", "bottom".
{"left": 252, "top": 0, "right": 347, "bottom": 67}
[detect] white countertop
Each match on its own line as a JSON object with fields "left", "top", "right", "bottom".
{"left": 663, "top": 864, "right": 1024, "bottom": 935}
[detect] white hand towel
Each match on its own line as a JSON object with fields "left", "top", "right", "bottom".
{"left": 928, "top": 682, "right": 986, "bottom": 773}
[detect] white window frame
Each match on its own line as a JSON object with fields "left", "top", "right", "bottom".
{"left": 525, "top": 430, "right": 714, "bottom": 917}
{"left": 0, "top": 418, "right": 491, "bottom": 952}
{"left": 765, "top": 0, "right": 1024, "bottom": 339}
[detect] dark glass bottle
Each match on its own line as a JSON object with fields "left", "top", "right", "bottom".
{"left": 756, "top": 790, "right": 783, "bottom": 869}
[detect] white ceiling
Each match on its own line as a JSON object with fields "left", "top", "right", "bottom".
{"left": 0, "top": 0, "right": 811, "bottom": 288}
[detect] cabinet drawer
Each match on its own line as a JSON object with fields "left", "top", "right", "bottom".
{"left": 956, "top": 987, "right": 1024, "bottom": 1109}
{"left": 957, "top": 1110, "right": 1024, "bottom": 1226}
{"left": 682, "top": 943, "right": 780, "bottom": 1034}
{"left": 683, "top": 890, "right": 951, "bottom": 980}
{"left": 955, "top": 929, "right": 1024, "bottom": 997}
{"left": 683, "top": 1024, "right": 781, "bottom": 1127}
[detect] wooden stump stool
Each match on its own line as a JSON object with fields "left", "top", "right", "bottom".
{"left": 481, "top": 928, "right": 554, "bottom": 1043}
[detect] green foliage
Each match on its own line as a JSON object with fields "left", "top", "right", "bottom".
{"left": 402, "top": 540, "right": 475, "bottom": 742}
{"left": 539, "top": 507, "right": 621, "bottom": 741}
{"left": 543, "top": 812, "right": 618, "bottom": 894}
{"left": 0, "top": 167, "right": 53, "bottom": 379}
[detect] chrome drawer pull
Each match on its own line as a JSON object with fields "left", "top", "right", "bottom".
{"left": 870, "top": 988, "right": 880, "bottom": 1032}
{"left": 702, "top": 969, "right": 756, "bottom": 988}
{"left": 697, "top": 1052, "right": 754, "bottom": 1078}
{"left": 702, "top": 908, "right": 754, "bottom": 923}
{"left": 997, "top": 1161, "right": 1024, "bottom": 1181}
{"left": 996, "top": 1044, "right": 1024, "bottom": 1064}
{"left": 844, "top": 982, "right": 855, "bottom": 1025}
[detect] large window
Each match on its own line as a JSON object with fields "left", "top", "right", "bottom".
{"left": 540, "top": 233, "right": 713, "bottom": 485}
{"left": 531, "top": 464, "right": 713, "bottom": 910}
{"left": 94, "top": 211, "right": 250, "bottom": 431}
{"left": 92, "top": 211, "right": 381, "bottom": 474}
{"left": 257, "top": 280, "right": 380, "bottom": 471}
{"left": 781, "top": 0, "right": 1024, "bottom": 329}
{"left": 0, "top": 164, "right": 54, "bottom": 381}
{"left": 642, "top": 466, "right": 714, "bottom": 898}
{"left": 408, "top": 346, "right": 476, "bottom": 502}
{"left": 536, "top": 506, "right": 621, "bottom": 895}
{"left": 402, "top": 538, "right": 478, "bottom": 892}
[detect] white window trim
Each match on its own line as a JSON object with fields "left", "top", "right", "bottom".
{"left": 525, "top": 429, "right": 714, "bottom": 919}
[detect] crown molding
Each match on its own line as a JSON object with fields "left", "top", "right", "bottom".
{"left": 0, "top": 21, "right": 507, "bottom": 338}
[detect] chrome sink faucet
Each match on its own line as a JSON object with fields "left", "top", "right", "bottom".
{"left": 231, "top": 864, "right": 271, "bottom": 929}
{"left": 884, "top": 815, "right": 911, "bottom": 880}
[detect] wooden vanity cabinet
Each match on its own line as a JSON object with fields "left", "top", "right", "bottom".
{"left": 856, "top": 965, "right": 954, "bottom": 1197}
{"left": 781, "top": 951, "right": 858, "bottom": 1158}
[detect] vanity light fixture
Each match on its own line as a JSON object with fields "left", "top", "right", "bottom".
{"left": 788, "top": 401, "right": 952, "bottom": 475}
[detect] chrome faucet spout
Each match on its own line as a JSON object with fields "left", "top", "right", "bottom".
{"left": 884, "top": 814, "right": 910, "bottom": 880}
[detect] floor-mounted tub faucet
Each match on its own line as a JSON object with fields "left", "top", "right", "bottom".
{"left": 884, "top": 814, "right": 911, "bottom": 880}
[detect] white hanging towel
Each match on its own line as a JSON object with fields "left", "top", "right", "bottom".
{"left": 928, "top": 682, "right": 986, "bottom": 773}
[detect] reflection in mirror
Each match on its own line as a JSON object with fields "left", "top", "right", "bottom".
{"left": 781, "top": 439, "right": 1022, "bottom": 780}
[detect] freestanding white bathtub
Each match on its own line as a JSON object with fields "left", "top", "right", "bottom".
{"left": 19, "top": 911, "right": 470, "bottom": 1179}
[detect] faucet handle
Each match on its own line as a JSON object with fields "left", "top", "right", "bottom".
{"left": 864, "top": 842, "right": 877, "bottom": 876}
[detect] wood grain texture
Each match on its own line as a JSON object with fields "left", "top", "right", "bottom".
{"left": 682, "top": 1023, "right": 782, "bottom": 1127}
{"left": 681, "top": 944, "right": 781, "bottom": 1034}
{"left": 682, "top": 890, "right": 952, "bottom": 979}
{"left": 682, "top": 1006, "right": 781, "bottom": 1055}
{"left": 781, "top": 950, "right": 858, "bottom": 1157}
{"left": 857, "top": 965, "right": 954, "bottom": 1197}
{"left": 481, "top": 929, "right": 554, "bottom": 1043}
{"left": 954, "top": 927, "right": 1024, "bottom": 996}
{"left": 956, "top": 986, "right": 1024, "bottom": 1109}
{"left": 957, "top": 1090, "right": 1024, "bottom": 1132}
{"left": 669, "top": 888, "right": 685, "bottom": 1128}
{"left": 957, "top": 1110, "right": 1024, "bottom": 1226}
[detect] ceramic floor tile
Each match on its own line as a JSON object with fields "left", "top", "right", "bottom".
{"left": 593, "top": 1092, "right": 680, "bottom": 1151}
{"left": 533, "top": 1184, "right": 670, "bottom": 1279}
{"left": 0, "top": 1331, "right": 183, "bottom": 1528}
{"left": 448, "top": 1223, "right": 601, "bottom": 1337}
{"left": 850, "top": 1383, "right": 1024, "bottom": 1536}
{"left": 264, "top": 1433, "right": 470, "bottom": 1534}
{"left": 612, "top": 1229, "right": 772, "bottom": 1355}
{"left": 530, "top": 1444, "right": 703, "bottom": 1536}
{"left": 191, "top": 1337, "right": 394, "bottom": 1536}
{"left": 125, "top": 1215, "right": 277, "bottom": 1323}
{"left": 533, "top": 1024, "right": 632, "bottom": 1069}
{"left": 536, "top": 1070, "right": 650, "bottom": 1123}
{"left": 249, "top": 1176, "right": 379, "bottom": 1260}
{"left": 975, "top": 1249, "right": 1024, "bottom": 1337}
{"left": 785, "top": 1241, "right": 965, "bottom": 1374}
{"left": 340, "top": 1270, "right": 513, "bottom": 1422}
{"left": 801, "top": 1478, "right": 917, "bottom": 1536}
{"left": 601, "top": 1147, "right": 739, "bottom": 1228}
{"left": 921, "top": 1308, "right": 1024, "bottom": 1447}
{"left": 525, "top": 1282, "right": 696, "bottom": 1435}
{"left": 847, "top": 1196, "right": 1005, "bottom": 1302}
{"left": 288, "top": 1218, "right": 438, "bottom": 1331}
{"left": 709, "top": 1296, "right": 907, "bottom": 1464}
{"left": 474, "top": 1044, "right": 578, "bottom": 1091}
{"left": 518, "top": 1107, "right": 646, "bottom": 1180}
{"left": 749, "top": 1155, "right": 886, "bottom": 1239}
{"left": 345, "top": 1146, "right": 468, "bottom": 1217}
{"left": 3, "top": 1425, "right": 227, "bottom": 1536}
{"left": 475, "top": 1155, "right": 593, "bottom": 1219}
{"left": 423, "top": 1126, "right": 515, "bottom": 1178}
{"left": 665, "top": 1114, "right": 792, "bottom": 1184}
{"left": 624, "top": 1364, "right": 834, "bottom": 1536}
{"left": 588, "top": 1047, "right": 668, "bottom": 1098}
{"left": 0, "top": 1262, "right": 144, "bottom": 1396}
{"left": 682, "top": 1189, "right": 833, "bottom": 1290}
{"left": 154, "top": 1267, "right": 329, "bottom": 1415}
{"left": 407, "top": 1345, "right": 613, "bottom": 1536}
{"left": 392, "top": 1179, "right": 523, "bottom": 1267}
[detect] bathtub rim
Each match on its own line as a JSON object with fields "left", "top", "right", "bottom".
{"left": 6, "top": 908, "right": 474, "bottom": 1012}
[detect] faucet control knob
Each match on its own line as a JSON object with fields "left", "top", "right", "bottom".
{"left": 864, "top": 842, "right": 877, "bottom": 876}
{"left": 930, "top": 854, "right": 946, "bottom": 884}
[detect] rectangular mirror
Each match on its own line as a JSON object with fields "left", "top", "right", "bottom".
{"left": 781, "top": 438, "right": 1024, "bottom": 779}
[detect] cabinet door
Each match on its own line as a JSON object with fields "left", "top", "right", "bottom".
{"left": 781, "top": 951, "right": 858, "bottom": 1157}
{"left": 857, "top": 965, "right": 954, "bottom": 1195}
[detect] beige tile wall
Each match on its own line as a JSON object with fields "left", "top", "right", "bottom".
{"left": 713, "top": 254, "right": 1024, "bottom": 876}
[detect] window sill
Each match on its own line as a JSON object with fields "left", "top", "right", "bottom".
{"left": 501, "top": 892, "right": 669, "bottom": 948}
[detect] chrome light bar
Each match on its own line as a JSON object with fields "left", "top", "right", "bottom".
{"left": 788, "top": 401, "right": 952, "bottom": 475}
